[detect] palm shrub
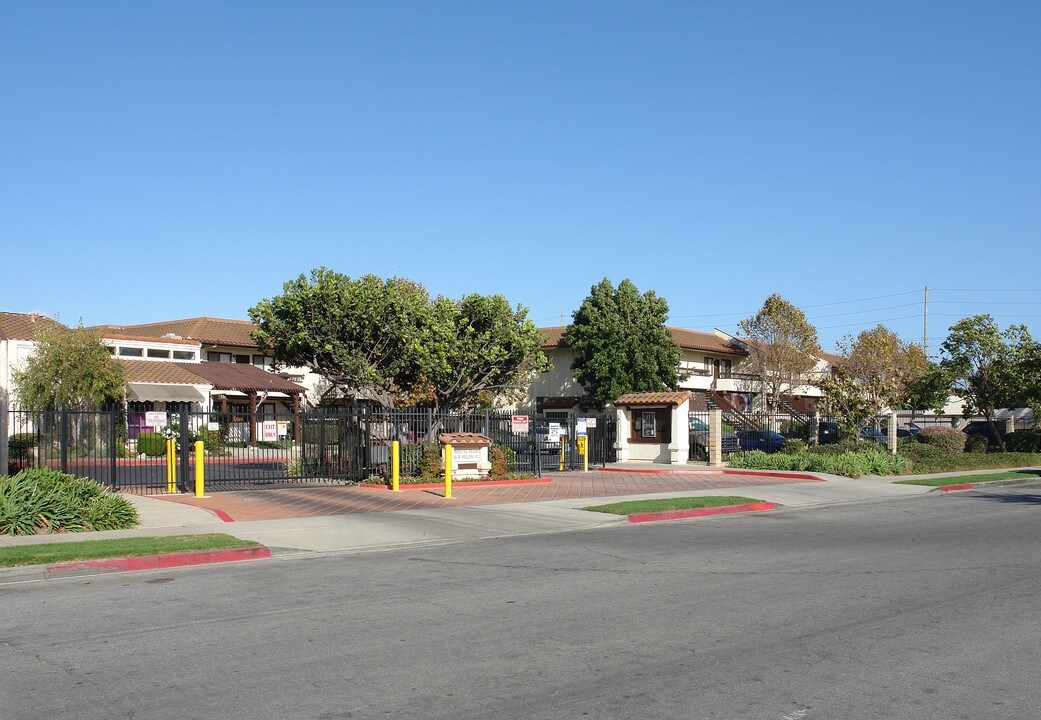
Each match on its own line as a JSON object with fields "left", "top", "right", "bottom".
{"left": 0, "top": 468, "right": 140, "bottom": 535}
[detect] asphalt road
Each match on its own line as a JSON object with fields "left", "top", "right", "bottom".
{"left": 4, "top": 485, "right": 1041, "bottom": 719}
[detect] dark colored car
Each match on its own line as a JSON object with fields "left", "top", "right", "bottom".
{"left": 735, "top": 429, "right": 787, "bottom": 453}
{"left": 689, "top": 417, "right": 740, "bottom": 459}
{"left": 859, "top": 427, "right": 887, "bottom": 445}
{"left": 818, "top": 422, "right": 842, "bottom": 445}
{"left": 962, "top": 421, "right": 1005, "bottom": 443}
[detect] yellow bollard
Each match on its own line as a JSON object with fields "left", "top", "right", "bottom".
{"left": 194, "top": 440, "right": 205, "bottom": 497}
{"left": 559, "top": 438, "right": 565, "bottom": 471}
{"left": 166, "top": 439, "right": 176, "bottom": 493}
{"left": 577, "top": 435, "right": 588, "bottom": 473}
{"left": 444, "top": 444, "right": 453, "bottom": 498}
{"left": 391, "top": 440, "right": 400, "bottom": 491}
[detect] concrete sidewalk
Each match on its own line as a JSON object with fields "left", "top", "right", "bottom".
{"left": 2, "top": 467, "right": 1038, "bottom": 563}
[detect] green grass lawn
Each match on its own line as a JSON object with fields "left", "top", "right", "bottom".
{"left": 895, "top": 469, "right": 1041, "bottom": 487}
{"left": 0, "top": 533, "right": 261, "bottom": 568}
{"left": 583, "top": 496, "right": 765, "bottom": 515}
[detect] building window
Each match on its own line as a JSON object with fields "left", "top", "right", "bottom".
{"left": 106, "top": 346, "right": 115, "bottom": 354}
{"left": 208, "top": 352, "right": 232, "bottom": 363}
{"left": 118, "top": 347, "right": 143, "bottom": 357}
{"left": 173, "top": 350, "right": 195, "bottom": 361}
{"left": 235, "top": 354, "right": 250, "bottom": 364}
{"left": 147, "top": 349, "right": 171, "bottom": 359}
{"left": 252, "top": 355, "right": 274, "bottom": 370}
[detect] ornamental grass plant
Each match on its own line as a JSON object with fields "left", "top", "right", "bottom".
{"left": 0, "top": 468, "right": 140, "bottom": 535}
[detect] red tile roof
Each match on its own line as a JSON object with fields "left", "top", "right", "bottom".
{"left": 0, "top": 312, "right": 67, "bottom": 340}
{"left": 177, "top": 362, "right": 305, "bottom": 394}
{"left": 438, "top": 432, "right": 492, "bottom": 446}
{"left": 118, "top": 360, "right": 212, "bottom": 385}
{"left": 540, "top": 325, "right": 746, "bottom": 357}
{"left": 102, "top": 317, "right": 259, "bottom": 348}
{"left": 614, "top": 391, "right": 693, "bottom": 407}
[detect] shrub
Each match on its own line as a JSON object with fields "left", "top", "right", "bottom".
{"left": 196, "top": 426, "right": 227, "bottom": 454}
{"left": 965, "top": 435, "right": 989, "bottom": 454}
{"left": 781, "top": 439, "right": 807, "bottom": 455}
{"left": 136, "top": 432, "right": 167, "bottom": 457}
{"left": 7, "top": 433, "right": 37, "bottom": 449}
{"left": 0, "top": 468, "right": 140, "bottom": 535}
{"left": 412, "top": 444, "right": 442, "bottom": 481}
{"left": 917, "top": 426, "right": 966, "bottom": 454}
{"left": 1006, "top": 430, "right": 1041, "bottom": 453}
{"left": 488, "top": 444, "right": 518, "bottom": 480}
{"left": 729, "top": 446, "right": 906, "bottom": 478}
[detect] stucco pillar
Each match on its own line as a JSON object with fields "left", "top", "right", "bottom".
{"left": 669, "top": 399, "right": 690, "bottom": 464}
{"left": 888, "top": 411, "right": 898, "bottom": 455}
{"left": 709, "top": 408, "right": 723, "bottom": 468}
{"left": 615, "top": 406, "right": 630, "bottom": 462}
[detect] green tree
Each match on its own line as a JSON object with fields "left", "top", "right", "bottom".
{"left": 12, "top": 323, "right": 127, "bottom": 410}
{"left": 940, "top": 314, "right": 1033, "bottom": 451}
{"left": 249, "top": 268, "right": 432, "bottom": 408}
{"left": 250, "top": 268, "right": 549, "bottom": 411}
{"left": 818, "top": 325, "right": 929, "bottom": 437}
{"left": 737, "top": 294, "right": 821, "bottom": 412}
{"left": 417, "top": 294, "right": 549, "bottom": 411}
{"left": 563, "top": 278, "right": 683, "bottom": 407}
{"left": 902, "top": 363, "right": 953, "bottom": 421}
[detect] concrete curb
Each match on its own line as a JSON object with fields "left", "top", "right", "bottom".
{"left": 933, "top": 477, "right": 1041, "bottom": 493}
{"left": 0, "top": 546, "right": 271, "bottom": 583}
{"left": 601, "top": 466, "right": 825, "bottom": 482}
{"left": 627, "top": 502, "right": 776, "bottom": 524}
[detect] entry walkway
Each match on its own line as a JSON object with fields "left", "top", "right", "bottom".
{"left": 153, "top": 469, "right": 820, "bottom": 522}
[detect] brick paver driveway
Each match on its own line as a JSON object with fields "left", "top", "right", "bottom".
{"left": 154, "top": 470, "right": 819, "bottom": 522}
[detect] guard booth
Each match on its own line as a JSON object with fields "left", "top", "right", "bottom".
{"left": 613, "top": 391, "right": 692, "bottom": 465}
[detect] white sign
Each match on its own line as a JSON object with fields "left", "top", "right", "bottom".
{"left": 576, "top": 418, "right": 588, "bottom": 436}
{"left": 145, "top": 411, "right": 167, "bottom": 429}
{"left": 277, "top": 421, "right": 289, "bottom": 437}
{"left": 262, "top": 420, "right": 278, "bottom": 442}
{"left": 548, "top": 423, "right": 563, "bottom": 442}
{"left": 511, "top": 415, "right": 529, "bottom": 434}
{"left": 452, "top": 448, "right": 481, "bottom": 464}
{"left": 585, "top": 417, "right": 597, "bottom": 429}
{"left": 207, "top": 422, "right": 220, "bottom": 432}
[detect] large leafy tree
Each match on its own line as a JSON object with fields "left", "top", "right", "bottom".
{"left": 250, "top": 268, "right": 548, "bottom": 410}
{"left": 13, "top": 323, "right": 127, "bottom": 410}
{"left": 818, "top": 325, "right": 929, "bottom": 435}
{"left": 249, "top": 268, "right": 432, "bottom": 408}
{"left": 737, "top": 294, "right": 821, "bottom": 412}
{"left": 563, "top": 278, "right": 683, "bottom": 407}
{"left": 940, "top": 314, "right": 1034, "bottom": 452}
{"left": 416, "top": 294, "right": 549, "bottom": 411}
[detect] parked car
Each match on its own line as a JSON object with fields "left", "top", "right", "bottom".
{"left": 818, "top": 422, "right": 842, "bottom": 445}
{"left": 533, "top": 426, "right": 563, "bottom": 454}
{"left": 858, "top": 427, "right": 887, "bottom": 445}
{"left": 896, "top": 427, "right": 920, "bottom": 439}
{"left": 961, "top": 420, "right": 1005, "bottom": 443}
{"left": 688, "top": 417, "right": 740, "bottom": 459}
{"left": 735, "top": 429, "right": 787, "bottom": 453}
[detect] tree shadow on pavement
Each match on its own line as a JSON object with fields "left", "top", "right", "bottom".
{"left": 963, "top": 491, "right": 1041, "bottom": 506}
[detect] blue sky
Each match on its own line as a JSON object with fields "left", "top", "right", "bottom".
{"left": 3, "top": 1, "right": 1039, "bottom": 353}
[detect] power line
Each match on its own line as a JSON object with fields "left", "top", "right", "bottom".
{"left": 806, "top": 302, "right": 920, "bottom": 321}
{"left": 932, "top": 288, "right": 1041, "bottom": 292}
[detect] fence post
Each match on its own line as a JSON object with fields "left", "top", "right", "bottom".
{"left": 709, "top": 408, "right": 723, "bottom": 468}
{"left": 179, "top": 406, "right": 191, "bottom": 492}
{"left": 109, "top": 410, "right": 119, "bottom": 490}
{"left": 59, "top": 405, "right": 68, "bottom": 474}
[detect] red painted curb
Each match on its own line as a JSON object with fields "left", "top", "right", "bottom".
{"left": 939, "top": 483, "right": 975, "bottom": 492}
{"left": 359, "top": 477, "right": 553, "bottom": 490}
{"left": 204, "top": 507, "right": 236, "bottom": 523}
{"left": 627, "top": 501, "right": 775, "bottom": 524}
{"left": 45, "top": 546, "right": 271, "bottom": 577}
{"left": 600, "top": 467, "right": 824, "bottom": 482}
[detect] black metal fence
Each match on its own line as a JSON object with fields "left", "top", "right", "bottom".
{"left": 6, "top": 407, "right": 618, "bottom": 493}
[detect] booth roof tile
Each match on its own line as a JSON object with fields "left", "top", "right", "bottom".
{"left": 614, "top": 391, "right": 693, "bottom": 407}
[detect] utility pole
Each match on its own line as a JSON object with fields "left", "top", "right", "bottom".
{"left": 923, "top": 286, "right": 929, "bottom": 358}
